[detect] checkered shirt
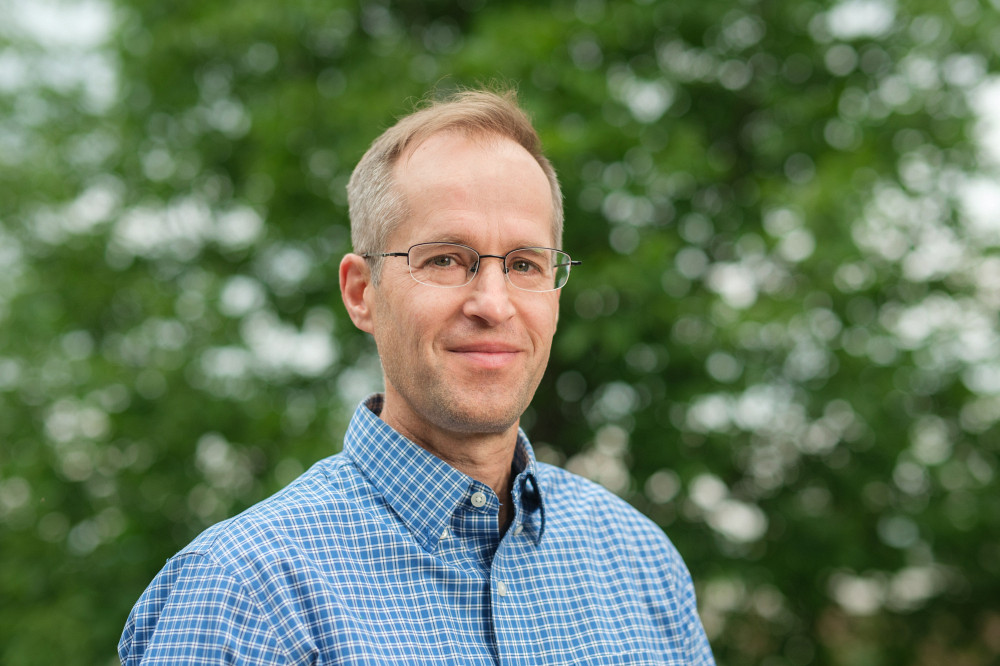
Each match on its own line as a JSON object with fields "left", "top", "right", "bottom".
{"left": 119, "top": 395, "right": 715, "bottom": 665}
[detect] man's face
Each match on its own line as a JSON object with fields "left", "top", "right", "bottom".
{"left": 365, "top": 132, "right": 560, "bottom": 440}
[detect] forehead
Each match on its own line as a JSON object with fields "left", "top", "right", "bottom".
{"left": 395, "top": 130, "right": 541, "bottom": 188}
{"left": 390, "top": 132, "right": 555, "bottom": 248}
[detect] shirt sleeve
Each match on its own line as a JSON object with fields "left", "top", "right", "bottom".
{"left": 119, "top": 552, "right": 291, "bottom": 665}
{"left": 671, "top": 550, "right": 716, "bottom": 665}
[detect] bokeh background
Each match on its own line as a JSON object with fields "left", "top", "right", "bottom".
{"left": 2, "top": 0, "right": 999, "bottom": 664}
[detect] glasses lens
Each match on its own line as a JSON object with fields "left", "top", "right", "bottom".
{"left": 505, "top": 248, "right": 573, "bottom": 292}
{"left": 407, "top": 243, "right": 478, "bottom": 287}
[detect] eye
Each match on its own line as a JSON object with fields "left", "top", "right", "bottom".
{"left": 509, "top": 258, "right": 541, "bottom": 274}
{"left": 422, "top": 252, "right": 468, "bottom": 270}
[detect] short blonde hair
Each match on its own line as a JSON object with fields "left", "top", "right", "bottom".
{"left": 346, "top": 87, "right": 563, "bottom": 281}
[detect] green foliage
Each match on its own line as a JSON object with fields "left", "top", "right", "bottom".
{"left": 2, "top": 0, "right": 1000, "bottom": 664}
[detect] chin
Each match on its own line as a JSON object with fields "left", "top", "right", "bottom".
{"left": 433, "top": 396, "right": 524, "bottom": 435}
{"left": 441, "top": 408, "right": 520, "bottom": 435}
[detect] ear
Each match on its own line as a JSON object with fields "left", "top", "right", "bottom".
{"left": 339, "top": 254, "right": 375, "bottom": 334}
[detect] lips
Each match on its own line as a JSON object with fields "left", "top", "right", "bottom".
{"left": 447, "top": 342, "right": 523, "bottom": 369}
{"left": 449, "top": 342, "right": 521, "bottom": 353}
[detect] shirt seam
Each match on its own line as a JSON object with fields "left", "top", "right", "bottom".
{"left": 180, "top": 549, "right": 298, "bottom": 664}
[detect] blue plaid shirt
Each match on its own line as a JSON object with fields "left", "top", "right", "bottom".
{"left": 120, "top": 395, "right": 714, "bottom": 665}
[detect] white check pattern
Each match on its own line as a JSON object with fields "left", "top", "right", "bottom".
{"left": 119, "top": 395, "right": 715, "bottom": 665}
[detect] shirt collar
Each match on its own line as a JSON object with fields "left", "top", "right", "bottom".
{"left": 343, "top": 395, "right": 546, "bottom": 551}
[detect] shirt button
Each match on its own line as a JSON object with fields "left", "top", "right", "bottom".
{"left": 440, "top": 527, "right": 450, "bottom": 541}
{"left": 495, "top": 580, "right": 508, "bottom": 597}
{"left": 512, "top": 524, "right": 524, "bottom": 536}
{"left": 470, "top": 491, "right": 487, "bottom": 508}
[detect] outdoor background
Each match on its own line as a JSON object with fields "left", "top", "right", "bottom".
{"left": 2, "top": 0, "right": 999, "bottom": 664}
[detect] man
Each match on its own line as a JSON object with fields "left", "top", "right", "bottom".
{"left": 119, "top": 88, "right": 715, "bottom": 665}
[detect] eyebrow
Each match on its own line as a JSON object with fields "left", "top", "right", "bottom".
{"left": 428, "top": 234, "right": 469, "bottom": 245}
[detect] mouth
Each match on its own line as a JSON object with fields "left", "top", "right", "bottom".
{"left": 448, "top": 343, "right": 522, "bottom": 369}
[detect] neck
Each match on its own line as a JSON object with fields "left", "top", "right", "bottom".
{"left": 379, "top": 397, "right": 518, "bottom": 533}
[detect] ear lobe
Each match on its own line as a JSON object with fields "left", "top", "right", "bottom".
{"left": 339, "top": 254, "right": 375, "bottom": 334}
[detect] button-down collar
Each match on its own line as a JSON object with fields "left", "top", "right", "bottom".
{"left": 343, "top": 395, "right": 546, "bottom": 552}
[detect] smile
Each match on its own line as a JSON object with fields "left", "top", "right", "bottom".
{"left": 448, "top": 344, "right": 522, "bottom": 370}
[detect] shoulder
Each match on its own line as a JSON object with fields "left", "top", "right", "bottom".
{"left": 135, "top": 452, "right": 374, "bottom": 609}
{"left": 119, "top": 546, "right": 286, "bottom": 663}
{"left": 535, "top": 462, "right": 687, "bottom": 567}
{"left": 531, "top": 463, "right": 712, "bottom": 658}
{"left": 119, "top": 454, "right": 364, "bottom": 664}
{"left": 536, "top": 462, "right": 663, "bottom": 531}
{"left": 182, "top": 453, "right": 360, "bottom": 561}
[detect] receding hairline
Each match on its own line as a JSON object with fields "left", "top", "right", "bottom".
{"left": 368, "top": 96, "right": 561, "bottom": 240}
{"left": 394, "top": 128, "right": 544, "bottom": 176}
{"left": 388, "top": 129, "right": 558, "bottom": 245}
{"left": 346, "top": 87, "right": 565, "bottom": 280}
{"left": 379, "top": 89, "right": 546, "bottom": 163}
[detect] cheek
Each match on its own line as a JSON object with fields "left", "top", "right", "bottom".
{"left": 525, "top": 300, "right": 560, "bottom": 345}
{"left": 378, "top": 293, "right": 445, "bottom": 348}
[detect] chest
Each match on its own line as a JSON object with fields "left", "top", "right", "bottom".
{"left": 275, "top": 515, "right": 680, "bottom": 665}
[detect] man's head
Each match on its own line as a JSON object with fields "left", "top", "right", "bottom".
{"left": 346, "top": 88, "right": 564, "bottom": 282}
{"left": 340, "top": 88, "right": 566, "bottom": 442}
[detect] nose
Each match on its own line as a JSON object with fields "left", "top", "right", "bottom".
{"left": 462, "top": 256, "right": 516, "bottom": 325}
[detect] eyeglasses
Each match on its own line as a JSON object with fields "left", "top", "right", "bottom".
{"left": 363, "top": 242, "right": 581, "bottom": 292}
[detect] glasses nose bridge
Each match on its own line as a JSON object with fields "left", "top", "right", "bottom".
{"left": 466, "top": 252, "right": 516, "bottom": 287}
{"left": 471, "top": 252, "right": 510, "bottom": 281}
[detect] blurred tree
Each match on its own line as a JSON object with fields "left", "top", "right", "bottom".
{"left": 1, "top": 0, "right": 999, "bottom": 664}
